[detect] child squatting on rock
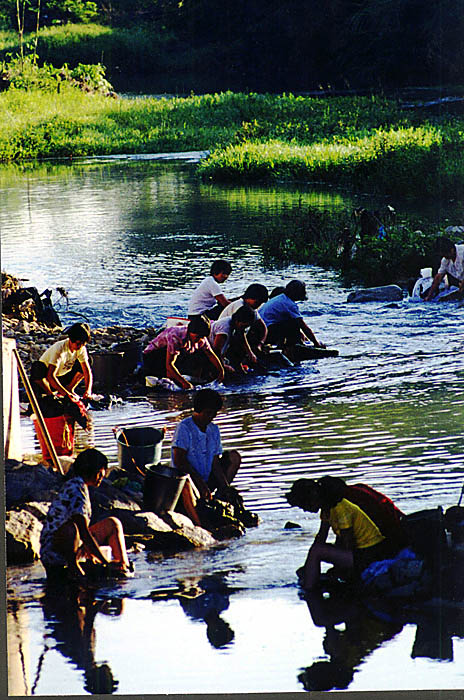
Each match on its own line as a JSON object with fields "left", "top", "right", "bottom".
{"left": 40, "top": 448, "right": 132, "bottom": 581}
{"left": 171, "top": 389, "right": 241, "bottom": 524}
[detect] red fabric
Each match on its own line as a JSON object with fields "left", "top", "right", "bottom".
{"left": 344, "top": 482, "right": 408, "bottom": 548}
{"left": 33, "top": 415, "right": 74, "bottom": 461}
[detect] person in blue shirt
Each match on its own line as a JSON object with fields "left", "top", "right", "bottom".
{"left": 260, "top": 280, "right": 326, "bottom": 356}
{"left": 171, "top": 389, "right": 241, "bottom": 502}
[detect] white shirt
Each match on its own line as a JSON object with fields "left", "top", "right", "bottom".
{"left": 188, "top": 276, "right": 223, "bottom": 315}
{"left": 438, "top": 244, "right": 464, "bottom": 281}
{"left": 218, "top": 298, "right": 260, "bottom": 322}
{"left": 40, "top": 338, "right": 88, "bottom": 376}
{"left": 209, "top": 317, "right": 233, "bottom": 353}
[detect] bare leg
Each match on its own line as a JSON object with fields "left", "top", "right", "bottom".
{"left": 179, "top": 477, "right": 202, "bottom": 526}
{"left": 303, "top": 542, "right": 353, "bottom": 590}
{"left": 52, "top": 520, "right": 85, "bottom": 577}
{"left": 223, "top": 450, "right": 241, "bottom": 485}
{"left": 89, "top": 517, "right": 129, "bottom": 569}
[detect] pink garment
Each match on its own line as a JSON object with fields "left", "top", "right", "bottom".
{"left": 143, "top": 325, "right": 210, "bottom": 355}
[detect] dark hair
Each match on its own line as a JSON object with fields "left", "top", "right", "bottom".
{"left": 243, "top": 283, "right": 268, "bottom": 304}
{"left": 285, "top": 280, "right": 307, "bottom": 301}
{"left": 231, "top": 305, "right": 255, "bottom": 327}
{"left": 193, "top": 388, "right": 223, "bottom": 413}
{"left": 187, "top": 315, "right": 211, "bottom": 337}
{"left": 435, "top": 236, "right": 455, "bottom": 257}
{"left": 67, "top": 322, "right": 91, "bottom": 343}
{"left": 270, "top": 286, "right": 285, "bottom": 299}
{"left": 73, "top": 448, "right": 108, "bottom": 480}
{"left": 285, "top": 477, "right": 344, "bottom": 509}
{"left": 210, "top": 260, "right": 232, "bottom": 276}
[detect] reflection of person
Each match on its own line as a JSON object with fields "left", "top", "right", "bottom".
{"left": 40, "top": 448, "right": 131, "bottom": 581}
{"left": 259, "top": 280, "right": 325, "bottom": 356}
{"left": 171, "top": 389, "right": 241, "bottom": 501}
{"left": 188, "top": 260, "right": 232, "bottom": 319}
{"left": 178, "top": 575, "right": 234, "bottom": 648}
{"left": 299, "top": 590, "right": 402, "bottom": 691}
{"left": 425, "top": 238, "right": 464, "bottom": 300}
{"left": 31, "top": 322, "right": 93, "bottom": 401}
{"left": 286, "top": 478, "right": 396, "bottom": 590}
{"left": 142, "top": 316, "right": 224, "bottom": 390}
{"left": 41, "top": 581, "right": 122, "bottom": 694}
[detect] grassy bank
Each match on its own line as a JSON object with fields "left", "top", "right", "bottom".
{"left": 1, "top": 86, "right": 463, "bottom": 198}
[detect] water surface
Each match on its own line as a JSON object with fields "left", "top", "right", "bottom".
{"left": 3, "top": 157, "right": 464, "bottom": 694}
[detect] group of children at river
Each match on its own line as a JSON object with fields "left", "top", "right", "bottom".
{"left": 30, "top": 256, "right": 444, "bottom": 588}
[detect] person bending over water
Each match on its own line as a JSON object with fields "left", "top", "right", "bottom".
{"left": 40, "top": 448, "right": 131, "bottom": 581}
{"left": 209, "top": 305, "right": 257, "bottom": 375}
{"left": 425, "top": 237, "right": 464, "bottom": 301}
{"left": 218, "top": 283, "right": 269, "bottom": 361}
{"left": 286, "top": 478, "right": 397, "bottom": 590}
{"left": 260, "top": 280, "right": 325, "bottom": 358}
{"left": 142, "top": 316, "right": 225, "bottom": 390}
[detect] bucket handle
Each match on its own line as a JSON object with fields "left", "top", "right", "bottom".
{"left": 112, "top": 426, "right": 166, "bottom": 478}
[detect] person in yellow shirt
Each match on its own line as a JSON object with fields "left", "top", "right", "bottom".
{"left": 286, "top": 478, "right": 396, "bottom": 590}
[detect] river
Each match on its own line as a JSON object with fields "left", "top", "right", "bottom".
{"left": 2, "top": 156, "right": 464, "bottom": 695}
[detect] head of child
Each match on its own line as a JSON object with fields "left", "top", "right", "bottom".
{"left": 285, "top": 477, "right": 343, "bottom": 513}
{"left": 187, "top": 315, "right": 211, "bottom": 343}
{"left": 73, "top": 447, "right": 108, "bottom": 487}
{"left": 193, "top": 388, "right": 223, "bottom": 427}
{"left": 210, "top": 260, "right": 232, "bottom": 284}
{"left": 243, "top": 283, "right": 269, "bottom": 310}
{"left": 436, "top": 236, "right": 456, "bottom": 262}
{"left": 285, "top": 280, "right": 307, "bottom": 302}
{"left": 231, "top": 305, "right": 255, "bottom": 331}
{"left": 67, "top": 322, "right": 91, "bottom": 352}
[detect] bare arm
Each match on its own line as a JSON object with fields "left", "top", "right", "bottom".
{"left": 46, "top": 364, "right": 78, "bottom": 400}
{"left": 73, "top": 513, "right": 109, "bottom": 565}
{"left": 172, "top": 446, "right": 211, "bottom": 499}
{"left": 214, "top": 293, "right": 231, "bottom": 309}
{"left": 212, "top": 334, "right": 235, "bottom": 372}
{"left": 314, "top": 519, "right": 330, "bottom": 544}
{"left": 203, "top": 345, "right": 225, "bottom": 382}
{"left": 81, "top": 359, "right": 93, "bottom": 398}
{"left": 165, "top": 350, "right": 193, "bottom": 390}
{"left": 425, "top": 272, "right": 445, "bottom": 301}
{"left": 298, "top": 318, "right": 326, "bottom": 348}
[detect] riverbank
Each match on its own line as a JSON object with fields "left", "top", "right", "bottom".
{"left": 1, "top": 87, "right": 463, "bottom": 199}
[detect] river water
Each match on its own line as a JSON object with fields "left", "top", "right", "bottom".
{"left": 3, "top": 157, "right": 464, "bottom": 695}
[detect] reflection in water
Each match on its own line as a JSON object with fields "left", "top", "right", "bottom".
{"left": 40, "top": 581, "right": 122, "bottom": 694}
{"left": 300, "top": 591, "right": 403, "bottom": 691}
{"left": 175, "top": 575, "right": 235, "bottom": 649}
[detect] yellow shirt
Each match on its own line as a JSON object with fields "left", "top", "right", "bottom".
{"left": 323, "top": 498, "right": 385, "bottom": 549}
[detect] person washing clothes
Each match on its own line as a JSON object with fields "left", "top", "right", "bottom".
{"left": 188, "top": 260, "right": 233, "bottom": 320}
{"left": 425, "top": 237, "right": 464, "bottom": 301}
{"left": 218, "top": 283, "right": 269, "bottom": 361}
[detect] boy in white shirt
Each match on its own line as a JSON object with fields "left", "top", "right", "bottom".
{"left": 188, "top": 260, "right": 232, "bottom": 319}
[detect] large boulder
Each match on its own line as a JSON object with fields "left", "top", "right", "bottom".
{"left": 6, "top": 508, "right": 43, "bottom": 564}
{"left": 142, "top": 511, "right": 217, "bottom": 552}
{"left": 5, "top": 463, "right": 61, "bottom": 509}
{"left": 347, "top": 285, "right": 403, "bottom": 303}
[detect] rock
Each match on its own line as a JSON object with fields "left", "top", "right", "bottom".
{"left": 5, "top": 464, "right": 62, "bottom": 509}
{"left": 144, "top": 511, "right": 217, "bottom": 551}
{"left": 89, "top": 480, "right": 143, "bottom": 520}
{"left": 108, "top": 509, "right": 172, "bottom": 535}
{"left": 347, "top": 285, "right": 404, "bottom": 303}
{"left": 6, "top": 508, "right": 43, "bottom": 564}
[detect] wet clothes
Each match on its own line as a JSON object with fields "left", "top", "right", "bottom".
{"left": 188, "top": 276, "right": 225, "bottom": 316}
{"left": 438, "top": 244, "right": 464, "bottom": 282}
{"left": 40, "top": 476, "right": 91, "bottom": 568}
{"left": 171, "top": 416, "right": 222, "bottom": 481}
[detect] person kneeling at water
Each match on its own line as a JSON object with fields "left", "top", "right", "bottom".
{"left": 209, "top": 305, "right": 257, "bottom": 375}
{"left": 142, "top": 316, "right": 224, "bottom": 390}
{"left": 40, "top": 448, "right": 132, "bottom": 580}
{"left": 259, "top": 280, "right": 325, "bottom": 358}
{"left": 171, "top": 389, "right": 241, "bottom": 502}
{"left": 286, "top": 478, "right": 397, "bottom": 590}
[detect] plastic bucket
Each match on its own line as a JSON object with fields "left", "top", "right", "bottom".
{"left": 33, "top": 415, "right": 74, "bottom": 462}
{"left": 111, "top": 342, "right": 141, "bottom": 376}
{"left": 116, "top": 426, "right": 164, "bottom": 474}
{"left": 91, "top": 351, "right": 124, "bottom": 390}
{"left": 143, "top": 464, "right": 186, "bottom": 513}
